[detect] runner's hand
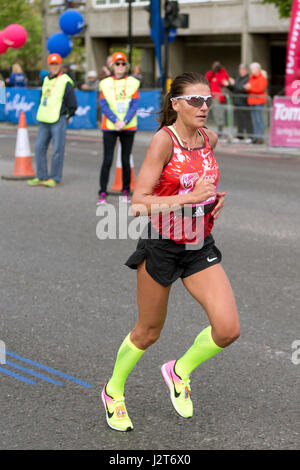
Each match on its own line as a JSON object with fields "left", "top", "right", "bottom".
{"left": 211, "top": 192, "right": 226, "bottom": 219}
{"left": 191, "top": 174, "right": 216, "bottom": 204}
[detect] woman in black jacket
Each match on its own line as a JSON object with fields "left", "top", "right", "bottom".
{"left": 228, "top": 64, "right": 253, "bottom": 142}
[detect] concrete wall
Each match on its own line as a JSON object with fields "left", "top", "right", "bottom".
{"left": 45, "top": 0, "right": 289, "bottom": 87}
{"left": 46, "top": 1, "right": 290, "bottom": 40}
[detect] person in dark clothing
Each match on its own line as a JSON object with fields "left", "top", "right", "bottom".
{"left": 28, "top": 53, "right": 77, "bottom": 188}
{"left": 228, "top": 64, "right": 253, "bottom": 142}
{"left": 61, "top": 63, "right": 77, "bottom": 87}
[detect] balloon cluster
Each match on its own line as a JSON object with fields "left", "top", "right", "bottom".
{"left": 47, "top": 9, "right": 85, "bottom": 59}
{"left": 0, "top": 24, "right": 27, "bottom": 55}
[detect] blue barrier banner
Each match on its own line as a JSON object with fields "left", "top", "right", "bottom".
{"left": 137, "top": 89, "right": 161, "bottom": 131}
{"left": 4, "top": 88, "right": 40, "bottom": 125}
{"left": 0, "top": 88, "right": 161, "bottom": 131}
{"left": 68, "top": 90, "right": 97, "bottom": 129}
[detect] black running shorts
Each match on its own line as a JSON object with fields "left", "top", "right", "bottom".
{"left": 125, "top": 232, "right": 222, "bottom": 287}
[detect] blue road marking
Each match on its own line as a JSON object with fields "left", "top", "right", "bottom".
{"left": 6, "top": 361, "right": 63, "bottom": 385}
{"left": 0, "top": 366, "right": 38, "bottom": 385}
{"left": 6, "top": 351, "right": 93, "bottom": 388}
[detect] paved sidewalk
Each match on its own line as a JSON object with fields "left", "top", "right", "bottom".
{"left": 0, "top": 122, "right": 299, "bottom": 160}
{"left": 215, "top": 139, "right": 300, "bottom": 160}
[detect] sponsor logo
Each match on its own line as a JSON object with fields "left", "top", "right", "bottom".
{"left": 74, "top": 105, "right": 91, "bottom": 117}
{"left": 5, "top": 92, "right": 35, "bottom": 117}
{"left": 107, "top": 407, "right": 114, "bottom": 419}
{"left": 173, "top": 383, "right": 181, "bottom": 398}
{"left": 201, "top": 151, "right": 211, "bottom": 159}
{"left": 181, "top": 173, "right": 199, "bottom": 190}
{"left": 274, "top": 102, "right": 300, "bottom": 122}
{"left": 137, "top": 106, "right": 154, "bottom": 119}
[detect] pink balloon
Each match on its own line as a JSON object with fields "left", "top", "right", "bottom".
{"left": 3, "top": 24, "right": 27, "bottom": 49}
{"left": 0, "top": 31, "right": 8, "bottom": 54}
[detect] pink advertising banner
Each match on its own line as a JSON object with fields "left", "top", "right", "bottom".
{"left": 269, "top": 97, "right": 300, "bottom": 147}
{"left": 285, "top": 0, "right": 300, "bottom": 95}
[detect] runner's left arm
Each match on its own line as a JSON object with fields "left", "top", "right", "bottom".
{"left": 205, "top": 128, "right": 226, "bottom": 220}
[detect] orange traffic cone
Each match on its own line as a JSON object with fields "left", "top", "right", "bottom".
{"left": 111, "top": 143, "right": 135, "bottom": 192}
{"left": 2, "top": 111, "right": 35, "bottom": 181}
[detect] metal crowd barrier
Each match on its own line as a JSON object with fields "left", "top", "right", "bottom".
{"left": 208, "top": 92, "right": 273, "bottom": 144}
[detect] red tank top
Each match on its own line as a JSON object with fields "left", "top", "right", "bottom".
{"left": 149, "top": 126, "right": 219, "bottom": 245}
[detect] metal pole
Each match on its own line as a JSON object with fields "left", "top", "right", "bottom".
{"left": 41, "top": 0, "right": 48, "bottom": 69}
{"left": 127, "top": 0, "right": 133, "bottom": 71}
{"left": 163, "top": 27, "right": 169, "bottom": 95}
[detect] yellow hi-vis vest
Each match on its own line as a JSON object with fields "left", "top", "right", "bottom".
{"left": 100, "top": 75, "right": 140, "bottom": 130}
{"left": 37, "top": 74, "right": 73, "bottom": 124}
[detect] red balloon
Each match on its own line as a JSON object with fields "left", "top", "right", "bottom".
{"left": 0, "top": 31, "right": 8, "bottom": 54}
{"left": 3, "top": 24, "right": 27, "bottom": 49}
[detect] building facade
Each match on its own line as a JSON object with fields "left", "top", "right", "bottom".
{"left": 47, "top": 0, "right": 290, "bottom": 94}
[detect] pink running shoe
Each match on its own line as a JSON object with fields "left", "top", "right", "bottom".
{"left": 101, "top": 384, "right": 133, "bottom": 432}
{"left": 121, "top": 190, "right": 131, "bottom": 203}
{"left": 96, "top": 192, "right": 107, "bottom": 205}
{"left": 161, "top": 360, "right": 193, "bottom": 418}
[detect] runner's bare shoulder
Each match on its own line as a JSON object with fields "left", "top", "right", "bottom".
{"left": 146, "top": 127, "right": 173, "bottom": 166}
{"left": 203, "top": 127, "right": 218, "bottom": 149}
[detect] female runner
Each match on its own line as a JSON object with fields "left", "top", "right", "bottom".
{"left": 101, "top": 72, "right": 240, "bottom": 431}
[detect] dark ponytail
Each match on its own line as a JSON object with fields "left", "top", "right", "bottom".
{"left": 157, "top": 72, "right": 210, "bottom": 130}
{"left": 157, "top": 92, "right": 177, "bottom": 130}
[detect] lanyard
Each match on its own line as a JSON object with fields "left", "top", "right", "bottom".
{"left": 113, "top": 76, "right": 128, "bottom": 101}
{"left": 44, "top": 72, "right": 62, "bottom": 98}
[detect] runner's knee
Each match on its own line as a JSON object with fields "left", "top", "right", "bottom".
{"left": 212, "top": 323, "right": 240, "bottom": 348}
{"left": 131, "top": 324, "right": 162, "bottom": 350}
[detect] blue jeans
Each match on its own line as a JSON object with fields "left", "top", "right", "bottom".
{"left": 35, "top": 115, "right": 67, "bottom": 183}
{"left": 250, "top": 105, "right": 265, "bottom": 139}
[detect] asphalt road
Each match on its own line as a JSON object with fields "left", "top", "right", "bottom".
{"left": 0, "top": 129, "right": 299, "bottom": 450}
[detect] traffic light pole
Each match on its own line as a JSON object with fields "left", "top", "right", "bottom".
{"left": 163, "top": 26, "right": 169, "bottom": 95}
{"left": 163, "top": 0, "right": 189, "bottom": 94}
{"left": 127, "top": 0, "right": 134, "bottom": 70}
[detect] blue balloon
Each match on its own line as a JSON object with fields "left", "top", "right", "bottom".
{"left": 47, "top": 32, "right": 73, "bottom": 58}
{"left": 59, "top": 9, "right": 85, "bottom": 36}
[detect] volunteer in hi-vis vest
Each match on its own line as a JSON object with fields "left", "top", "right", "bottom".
{"left": 97, "top": 51, "right": 140, "bottom": 205}
{"left": 28, "top": 53, "right": 77, "bottom": 188}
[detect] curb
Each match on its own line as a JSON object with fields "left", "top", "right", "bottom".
{"left": 0, "top": 123, "right": 299, "bottom": 159}
{"left": 215, "top": 145, "right": 300, "bottom": 160}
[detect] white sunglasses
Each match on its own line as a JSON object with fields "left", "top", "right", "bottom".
{"left": 170, "top": 94, "right": 213, "bottom": 108}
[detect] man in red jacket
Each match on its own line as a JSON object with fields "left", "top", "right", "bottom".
{"left": 244, "top": 62, "right": 268, "bottom": 144}
{"left": 206, "top": 61, "right": 229, "bottom": 141}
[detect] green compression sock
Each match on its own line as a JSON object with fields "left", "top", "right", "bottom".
{"left": 175, "top": 326, "right": 223, "bottom": 379}
{"left": 106, "top": 332, "right": 145, "bottom": 397}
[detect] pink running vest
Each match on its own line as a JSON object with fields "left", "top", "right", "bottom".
{"left": 150, "top": 125, "right": 219, "bottom": 244}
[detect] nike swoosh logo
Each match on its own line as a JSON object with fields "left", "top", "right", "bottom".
{"left": 171, "top": 370, "right": 181, "bottom": 398}
{"left": 207, "top": 256, "right": 217, "bottom": 262}
{"left": 173, "top": 383, "right": 181, "bottom": 398}
{"left": 107, "top": 407, "right": 114, "bottom": 419}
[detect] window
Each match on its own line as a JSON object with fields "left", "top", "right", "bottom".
{"left": 92, "top": 0, "right": 231, "bottom": 8}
